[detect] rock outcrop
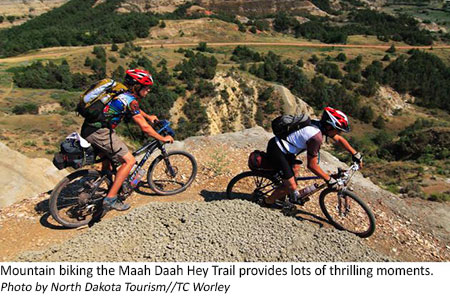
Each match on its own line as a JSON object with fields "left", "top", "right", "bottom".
{"left": 374, "top": 86, "right": 414, "bottom": 116}
{"left": 198, "top": 0, "right": 328, "bottom": 16}
{"left": 273, "top": 84, "right": 316, "bottom": 117}
{"left": 112, "top": 0, "right": 329, "bottom": 16}
{"left": 0, "top": 142, "right": 67, "bottom": 208}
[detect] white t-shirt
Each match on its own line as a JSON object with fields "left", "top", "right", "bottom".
{"left": 275, "top": 125, "right": 323, "bottom": 156}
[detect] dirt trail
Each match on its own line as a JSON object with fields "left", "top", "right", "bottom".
{"left": 0, "top": 41, "right": 448, "bottom": 64}
{"left": 0, "top": 183, "right": 201, "bottom": 261}
{"left": 0, "top": 128, "right": 448, "bottom": 262}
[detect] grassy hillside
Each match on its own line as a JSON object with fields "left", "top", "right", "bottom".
{"left": 1, "top": 0, "right": 449, "bottom": 58}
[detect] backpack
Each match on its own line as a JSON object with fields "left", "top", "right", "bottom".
{"left": 52, "top": 133, "right": 95, "bottom": 170}
{"left": 76, "top": 78, "right": 128, "bottom": 124}
{"left": 271, "top": 114, "right": 311, "bottom": 139}
{"left": 248, "top": 150, "right": 274, "bottom": 171}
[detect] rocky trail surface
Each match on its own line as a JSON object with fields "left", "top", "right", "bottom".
{"left": 0, "top": 128, "right": 449, "bottom": 261}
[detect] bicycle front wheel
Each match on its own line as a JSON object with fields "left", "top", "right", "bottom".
{"left": 226, "top": 171, "right": 278, "bottom": 202}
{"left": 147, "top": 151, "right": 197, "bottom": 195}
{"left": 49, "top": 169, "right": 110, "bottom": 228}
{"left": 319, "top": 189, "right": 376, "bottom": 238}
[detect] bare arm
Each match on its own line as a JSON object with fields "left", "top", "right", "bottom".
{"left": 132, "top": 114, "right": 173, "bottom": 143}
{"left": 139, "top": 109, "right": 159, "bottom": 124}
{"left": 332, "top": 134, "right": 363, "bottom": 167}
{"left": 307, "top": 155, "right": 331, "bottom": 181}
{"left": 331, "top": 134, "right": 357, "bottom": 155}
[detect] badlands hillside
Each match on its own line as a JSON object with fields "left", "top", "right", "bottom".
{"left": 0, "top": 0, "right": 448, "bottom": 263}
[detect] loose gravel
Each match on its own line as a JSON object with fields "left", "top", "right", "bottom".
{"left": 18, "top": 200, "right": 392, "bottom": 262}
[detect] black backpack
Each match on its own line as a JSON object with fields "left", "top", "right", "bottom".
{"left": 271, "top": 114, "right": 311, "bottom": 139}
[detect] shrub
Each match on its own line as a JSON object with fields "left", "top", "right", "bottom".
{"left": 428, "top": 193, "right": 450, "bottom": 202}
{"left": 195, "top": 80, "right": 217, "bottom": 98}
{"left": 309, "top": 55, "right": 319, "bottom": 64}
{"left": 372, "top": 115, "right": 386, "bottom": 129}
{"left": 196, "top": 42, "right": 213, "bottom": 53}
{"left": 336, "top": 53, "right": 347, "bottom": 62}
{"left": 386, "top": 44, "right": 396, "bottom": 53}
{"left": 316, "top": 61, "right": 343, "bottom": 79}
{"left": 84, "top": 57, "right": 92, "bottom": 67}
{"left": 231, "top": 46, "right": 262, "bottom": 63}
{"left": 12, "top": 103, "right": 39, "bottom": 115}
{"left": 382, "top": 54, "right": 391, "bottom": 62}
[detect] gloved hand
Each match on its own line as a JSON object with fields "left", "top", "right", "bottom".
{"left": 352, "top": 152, "right": 363, "bottom": 167}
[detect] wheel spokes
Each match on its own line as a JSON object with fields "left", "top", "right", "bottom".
{"left": 324, "top": 193, "right": 372, "bottom": 235}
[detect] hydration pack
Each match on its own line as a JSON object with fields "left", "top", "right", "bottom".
{"left": 76, "top": 78, "right": 127, "bottom": 124}
{"left": 271, "top": 114, "right": 311, "bottom": 139}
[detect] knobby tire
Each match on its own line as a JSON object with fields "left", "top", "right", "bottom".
{"left": 49, "top": 169, "right": 110, "bottom": 228}
{"left": 226, "top": 171, "right": 278, "bottom": 202}
{"left": 319, "top": 188, "right": 376, "bottom": 238}
{"left": 147, "top": 150, "right": 197, "bottom": 195}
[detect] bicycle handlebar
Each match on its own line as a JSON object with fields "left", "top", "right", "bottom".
{"left": 332, "top": 162, "right": 359, "bottom": 188}
{"left": 154, "top": 120, "right": 175, "bottom": 137}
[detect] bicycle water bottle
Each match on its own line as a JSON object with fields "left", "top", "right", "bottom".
{"left": 298, "top": 183, "right": 319, "bottom": 198}
{"left": 130, "top": 169, "right": 146, "bottom": 188}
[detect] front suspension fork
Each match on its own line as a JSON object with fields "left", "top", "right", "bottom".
{"left": 160, "top": 145, "right": 176, "bottom": 177}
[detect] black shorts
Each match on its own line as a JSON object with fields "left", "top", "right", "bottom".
{"left": 266, "top": 137, "right": 301, "bottom": 180}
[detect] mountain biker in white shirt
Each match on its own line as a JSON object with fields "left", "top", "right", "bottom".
{"left": 263, "top": 107, "right": 363, "bottom": 207}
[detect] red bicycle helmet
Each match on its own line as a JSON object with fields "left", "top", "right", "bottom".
{"left": 321, "top": 107, "right": 350, "bottom": 132}
{"left": 125, "top": 69, "right": 154, "bottom": 87}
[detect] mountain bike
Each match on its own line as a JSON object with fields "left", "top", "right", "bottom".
{"left": 49, "top": 120, "right": 197, "bottom": 228}
{"left": 226, "top": 162, "right": 375, "bottom": 238}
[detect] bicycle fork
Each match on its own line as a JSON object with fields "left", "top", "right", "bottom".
{"left": 161, "top": 148, "right": 177, "bottom": 177}
{"left": 337, "top": 191, "right": 350, "bottom": 217}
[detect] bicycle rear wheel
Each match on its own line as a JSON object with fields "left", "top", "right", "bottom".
{"left": 226, "top": 171, "right": 278, "bottom": 202}
{"left": 147, "top": 151, "right": 197, "bottom": 195}
{"left": 49, "top": 169, "right": 110, "bottom": 228}
{"left": 319, "top": 189, "right": 376, "bottom": 238}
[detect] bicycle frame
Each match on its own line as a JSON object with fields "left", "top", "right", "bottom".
{"left": 129, "top": 139, "right": 164, "bottom": 182}
{"left": 267, "top": 162, "right": 360, "bottom": 201}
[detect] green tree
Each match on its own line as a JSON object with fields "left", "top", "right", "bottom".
{"left": 84, "top": 56, "right": 92, "bottom": 67}
{"left": 111, "top": 65, "right": 125, "bottom": 81}
{"left": 336, "top": 53, "right": 347, "bottom": 62}
{"left": 386, "top": 44, "right": 396, "bottom": 53}
{"left": 309, "top": 54, "right": 319, "bottom": 64}
{"left": 359, "top": 105, "right": 375, "bottom": 123}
